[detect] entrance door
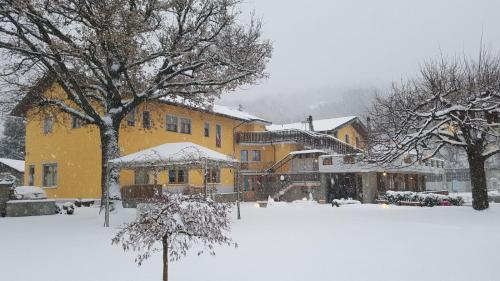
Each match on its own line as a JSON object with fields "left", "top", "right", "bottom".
{"left": 328, "top": 173, "right": 359, "bottom": 201}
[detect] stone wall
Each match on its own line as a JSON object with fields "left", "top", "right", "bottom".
{"left": 6, "top": 199, "right": 57, "bottom": 217}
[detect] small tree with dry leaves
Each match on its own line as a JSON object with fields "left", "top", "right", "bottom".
{"left": 112, "top": 193, "right": 235, "bottom": 281}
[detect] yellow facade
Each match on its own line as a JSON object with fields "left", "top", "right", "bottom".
{"left": 22, "top": 83, "right": 366, "bottom": 200}
{"left": 337, "top": 124, "right": 365, "bottom": 149}
{"left": 23, "top": 83, "right": 266, "bottom": 199}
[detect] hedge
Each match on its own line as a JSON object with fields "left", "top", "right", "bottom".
{"left": 382, "top": 191, "right": 464, "bottom": 207}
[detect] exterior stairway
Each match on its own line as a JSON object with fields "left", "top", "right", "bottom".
{"left": 266, "top": 153, "right": 294, "bottom": 173}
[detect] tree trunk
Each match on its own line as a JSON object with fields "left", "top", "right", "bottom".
{"left": 467, "top": 150, "right": 489, "bottom": 210}
{"left": 162, "top": 235, "right": 169, "bottom": 281}
{"left": 100, "top": 123, "right": 121, "bottom": 205}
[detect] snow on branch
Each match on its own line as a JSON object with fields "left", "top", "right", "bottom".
{"left": 368, "top": 51, "right": 500, "bottom": 164}
{"left": 112, "top": 193, "right": 235, "bottom": 265}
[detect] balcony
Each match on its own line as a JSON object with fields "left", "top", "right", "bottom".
{"left": 236, "top": 129, "right": 360, "bottom": 154}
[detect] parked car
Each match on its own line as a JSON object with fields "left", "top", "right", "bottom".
{"left": 13, "top": 186, "right": 48, "bottom": 200}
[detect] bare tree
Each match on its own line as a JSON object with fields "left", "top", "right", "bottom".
{"left": 369, "top": 51, "right": 500, "bottom": 210}
{"left": 0, "top": 0, "right": 272, "bottom": 202}
{"left": 112, "top": 193, "right": 235, "bottom": 281}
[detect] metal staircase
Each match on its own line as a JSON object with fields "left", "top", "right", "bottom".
{"left": 266, "top": 153, "right": 294, "bottom": 173}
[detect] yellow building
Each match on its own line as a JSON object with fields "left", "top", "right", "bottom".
{"left": 266, "top": 116, "right": 367, "bottom": 149}
{"left": 12, "top": 81, "right": 365, "bottom": 201}
{"left": 13, "top": 82, "right": 272, "bottom": 199}
{"left": 236, "top": 116, "right": 365, "bottom": 199}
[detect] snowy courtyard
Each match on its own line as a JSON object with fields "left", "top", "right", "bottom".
{"left": 1, "top": 202, "right": 499, "bottom": 281}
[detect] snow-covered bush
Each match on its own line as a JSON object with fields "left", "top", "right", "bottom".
{"left": 56, "top": 202, "right": 75, "bottom": 215}
{"left": 382, "top": 191, "right": 464, "bottom": 207}
{"left": 112, "top": 193, "right": 235, "bottom": 281}
{"left": 62, "top": 202, "right": 75, "bottom": 215}
{"left": 331, "top": 198, "right": 362, "bottom": 207}
{"left": 74, "top": 199, "right": 95, "bottom": 207}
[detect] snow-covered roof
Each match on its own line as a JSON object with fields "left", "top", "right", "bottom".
{"left": 318, "top": 154, "right": 445, "bottom": 174}
{"left": 0, "top": 158, "right": 25, "bottom": 172}
{"left": 267, "top": 116, "right": 358, "bottom": 132}
{"left": 211, "top": 104, "right": 269, "bottom": 124}
{"left": 159, "top": 96, "right": 270, "bottom": 124}
{"left": 109, "top": 142, "right": 238, "bottom": 168}
{"left": 289, "top": 149, "right": 328, "bottom": 155}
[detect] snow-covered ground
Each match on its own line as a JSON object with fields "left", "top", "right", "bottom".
{"left": 1, "top": 202, "right": 499, "bottom": 281}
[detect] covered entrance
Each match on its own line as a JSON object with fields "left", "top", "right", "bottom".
{"left": 325, "top": 173, "right": 363, "bottom": 202}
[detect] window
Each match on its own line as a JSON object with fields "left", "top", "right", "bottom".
{"left": 142, "top": 111, "right": 151, "bottom": 129}
{"left": 177, "top": 169, "right": 187, "bottom": 183}
{"left": 28, "top": 165, "right": 35, "bottom": 186}
{"left": 204, "top": 122, "right": 210, "bottom": 137}
{"left": 168, "top": 169, "right": 176, "bottom": 183}
{"left": 322, "top": 157, "right": 333, "bottom": 165}
{"left": 240, "top": 150, "right": 248, "bottom": 162}
{"left": 355, "top": 137, "right": 359, "bottom": 147}
{"left": 134, "top": 169, "right": 150, "bottom": 185}
{"left": 166, "top": 115, "right": 178, "bottom": 132}
{"left": 207, "top": 168, "right": 220, "bottom": 183}
{"left": 126, "top": 109, "right": 136, "bottom": 126}
{"left": 252, "top": 150, "right": 261, "bottom": 161}
{"left": 42, "top": 163, "right": 57, "bottom": 187}
{"left": 169, "top": 169, "right": 188, "bottom": 184}
{"left": 71, "top": 116, "right": 85, "bottom": 129}
{"left": 43, "top": 116, "right": 53, "bottom": 134}
{"left": 180, "top": 118, "right": 191, "bottom": 134}
{"left": 344, "top": 134, "right": 350, "bottom": 144}
{"left": 215, "top": 124, "right": 222, "bottom": 147}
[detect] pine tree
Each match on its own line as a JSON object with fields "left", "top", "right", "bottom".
{"left": 0, "top": 117, "right": 25, "bottom": 160}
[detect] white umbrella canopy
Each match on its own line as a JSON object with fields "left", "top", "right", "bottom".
{"left": 109, "top": 142, "right": 239, "bottom": 169}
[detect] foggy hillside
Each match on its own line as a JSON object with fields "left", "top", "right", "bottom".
{"left": 220, "top": 86, "right": 380, "bottom": 124}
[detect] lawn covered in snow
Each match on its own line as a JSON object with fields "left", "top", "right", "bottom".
{"left": 1, "top": 202, "right": 499, "bottom": 281}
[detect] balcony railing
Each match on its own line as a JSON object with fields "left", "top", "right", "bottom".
{"left": 240, "top": 161, "right": 275, "bottom": 172}
{"left": 286, "top": 172, "right": 320, "bottom": 182}
{"left": 236, "top": 129, "right": 360, "bottom": 154}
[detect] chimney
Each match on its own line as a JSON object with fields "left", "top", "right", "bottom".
{"left": 307, "top": 115, "right": 314, "bottom": 131}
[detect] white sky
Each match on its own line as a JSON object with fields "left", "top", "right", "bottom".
{"left": 221, "top": 0, "right": 500, "bottom": 103}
